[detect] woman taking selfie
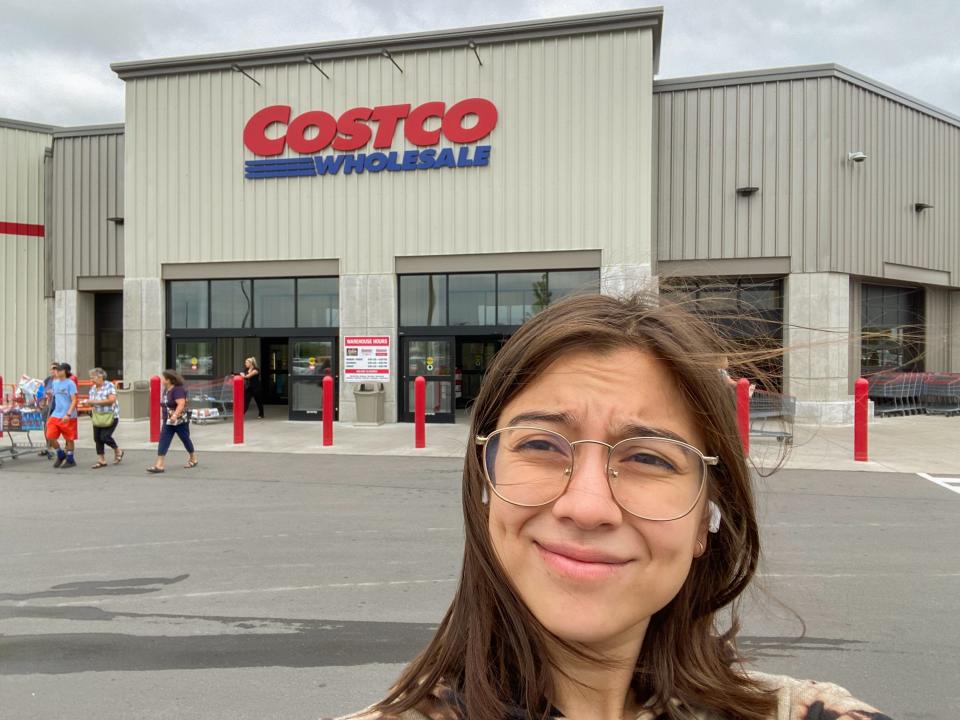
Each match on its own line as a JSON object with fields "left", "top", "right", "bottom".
{"left": 340, "top": 293, "right": 888, "bottom": 720}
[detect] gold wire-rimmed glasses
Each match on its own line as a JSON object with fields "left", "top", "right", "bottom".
{"left": 475, "top": 426, "right": 719, "bottom": 521}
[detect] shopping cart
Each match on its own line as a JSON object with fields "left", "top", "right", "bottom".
{"left": 749, "top": 389, "right": 796, "bottom": 444}
{"left": 922, "top": 373, "right": 960, "bottom": 416}
{"left": 0, "top": 408, "right": 45, "bottom": 466}
{"left": 868, "top": 372, "right": 928, "bottom": 416}
{"left": 186, "top": 376, "right": 237, "bottom": 424}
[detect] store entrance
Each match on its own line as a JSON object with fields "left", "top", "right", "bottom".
{"left": 456, "top": 336, "right": 505, "bottom": 410}
{"left": 261, "top": 338, "right": 290, "bottom": 405}
{"left": 400, "top": 337, "right": 455, "bottom": 423}
{"left": 288, "top": 337, "right": 337, "bottom": 421}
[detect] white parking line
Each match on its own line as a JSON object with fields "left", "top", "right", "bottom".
{"left": 918, "top": 473, "right": 960, "bottom": 496}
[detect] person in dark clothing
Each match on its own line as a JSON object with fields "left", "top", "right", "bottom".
{"left": 241, "top": 357, "right": 264, "bottom": 419}
{"left": 146, "top": 370, "right": 197, "bottom": 473}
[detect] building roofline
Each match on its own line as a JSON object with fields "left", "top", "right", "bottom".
{"left": 0, "top": 117, "right": 58, "bottom": 134}
{"left": 111, "top": 7, "right": 663, "bottom": 80}
{"left": 53, "top": 123, "right": 125, "bottom": 139}
{"left": 653, "top": 63, "right": 960, "bottom": 129}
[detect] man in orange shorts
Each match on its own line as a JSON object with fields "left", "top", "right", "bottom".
{"left": 45, "top": 362, "right": 79, "bottom": 469}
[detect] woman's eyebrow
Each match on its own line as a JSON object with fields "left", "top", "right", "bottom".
{"left": 505, "top": 410, "right": 577, "bottom": 427}
{"left": 616, "top": 423, "right": 689, "bottom": 444}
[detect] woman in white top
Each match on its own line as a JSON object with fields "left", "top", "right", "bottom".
{"left": 84, "top": 367, "right": 123, "bottom": 468}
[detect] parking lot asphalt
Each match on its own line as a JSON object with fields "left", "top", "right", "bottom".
{"left": 1, "top": 450, "right": 958, "bottom": 719}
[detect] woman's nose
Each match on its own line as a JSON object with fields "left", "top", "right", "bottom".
{"left": 550, "top": 442, "right": 622, "bottom": 529}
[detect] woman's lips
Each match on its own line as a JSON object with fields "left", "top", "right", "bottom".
{"left": 535, "top": 542, "right": 632, "bottom": 580}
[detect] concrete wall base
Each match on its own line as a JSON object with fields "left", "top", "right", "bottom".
{"left": 123, "top": 277, "right": 164, "bottom": 382}
{"left": 53, "top": 289, "right": 95, "bottom": 375}
{"left": 794, "top": 398, "right": 875, "bottom": 426}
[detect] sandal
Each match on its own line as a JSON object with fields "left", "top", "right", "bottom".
{"left": 146, "top": 466, "right": 165, "bottom": 474}
{"left": 113, "top": 450, "right": 125, "bottom": 465}
{"left": 184, "top": 458, "right": 199, "bottom": 469}
{"left": 91, "top": 461, "right": 108, "bottom": 469}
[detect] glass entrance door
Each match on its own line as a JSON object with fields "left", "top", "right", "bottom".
{"left": 401, "top": 337, "right": 455, "bottom": 423}
{"left": 262, "top": 339, "right": 290, "bottom": 404}
{"left": 289, "top": 338, "right": 337, "bottom": 421}
{"left": 456, "top": 337, "right": 504, "bottom": 410}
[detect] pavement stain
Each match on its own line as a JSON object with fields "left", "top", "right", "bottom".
{"left": 0, "top": 575, "right": 189, "bottom": 602}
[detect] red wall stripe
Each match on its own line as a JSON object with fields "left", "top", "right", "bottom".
{"left": 0, "top": 221, "right": 45, "bottom": 237}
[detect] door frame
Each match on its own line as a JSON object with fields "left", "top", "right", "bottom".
{"left": 400, "top": 335, "right": 455, "bottom": 424}
{"left": 288, "top": 336, "right": 339, "bottom": 421}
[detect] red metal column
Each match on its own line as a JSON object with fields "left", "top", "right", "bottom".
{"left": 414, "top": 376, "right": 426, "bottom": 449}
{"left": 854, "top": 377, "right": 869, "bottom": 462}
{"left": 233, "top": 374, "right": 244, "bottom": 445}
{"left": 322, "top": 374, "right": 334, "bottom": 446}
{"left": 149, "top": 375, "right": 161, "bottom": 443}
{"left": 736, "top": 378, "right": 751, "bottom": 456}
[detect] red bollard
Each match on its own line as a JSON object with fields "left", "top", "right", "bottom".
{"left": 322, "top": 374, "right": 334, "bottom": 446}
{"left": 854, "top": 377, "right": 869, "bottom": 462}
{"left": 149, "top": 375, "right": 161, "bottom": 443}
{"left": 414, "top": 376, "right": 426, "bottom": 449}
{"left": 736, "top": 378, "right": 751, "bottom": 456}
{"left": 233, "top": 374, "right": 244, "bottom": 445}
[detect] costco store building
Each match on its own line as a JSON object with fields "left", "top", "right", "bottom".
{"left": 2, "top": 7, "right": 959, "bottom": 423}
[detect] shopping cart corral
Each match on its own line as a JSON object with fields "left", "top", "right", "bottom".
{"left": 749, "top": 390, "right": 796, "bottom": 444}
{"left": 187, "top": 376, "right": 237, "bottom": 424}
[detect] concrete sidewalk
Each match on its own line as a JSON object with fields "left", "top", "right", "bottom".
{"left": 39, "top": 409, "right": 958, "bottom": 475}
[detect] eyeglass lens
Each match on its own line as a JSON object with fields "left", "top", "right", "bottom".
{"left": 484, "top": 428, "right": 705, "bottom": 520}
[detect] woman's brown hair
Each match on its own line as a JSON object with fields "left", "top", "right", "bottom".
{"left": 373, "top": 292, "right": 776, "bottom": 720}
{"left": 161, "top": 370, "right": 185, "bottom": 386}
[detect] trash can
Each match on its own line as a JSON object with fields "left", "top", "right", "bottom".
{"left": 117, "top": 380, "right": 152, "bottom": 420}
{"left": 353, "top": 383, "right": 385, "bottom": 425}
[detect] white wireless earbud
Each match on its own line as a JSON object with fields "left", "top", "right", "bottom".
{"left": 707, "top": 500, "right": 722, "bottom": 534}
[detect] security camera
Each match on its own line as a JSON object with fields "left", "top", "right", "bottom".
{"left": 848, "top": 151, "right": 867, "bottom": 163}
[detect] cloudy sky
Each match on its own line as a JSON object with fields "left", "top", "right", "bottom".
{"left": 3, "top": 0, "right": 959, "bottom": 127}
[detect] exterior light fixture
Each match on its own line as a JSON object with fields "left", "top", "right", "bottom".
{"left": 468, "top": 40, "right": 483, "bottom": 66}
{"left": 736, "top": 186, "right": 759, "bottom": 196}
{"left": 231, "top": 64, "right": 261, "bottom": 86}
{"left": 914, "top": 202, "right": 934, "bottom": 212}
{"left": 381, "top": 49, "right": 404, "bottom": 73}
{"left": 848, "top": 151, "right": 867, "bottom": 163}
{"left": 304, "top": 55, "right": 330, "bottom": 79}
{"left": 107, "top": 217, "right": 124, "bottom": 225}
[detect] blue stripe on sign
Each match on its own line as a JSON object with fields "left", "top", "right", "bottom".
{"left": 245, "top": 158, "right": 316, "bottom": 179}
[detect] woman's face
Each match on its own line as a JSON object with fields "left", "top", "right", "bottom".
{"left": 90, "top": 373, "right": 102, "bottom": 386}
{"left": 244, "top": 360, "right": 251, "bottom": 370}
{"left": 487, "top": 348, "right": 709, "bottom": 650}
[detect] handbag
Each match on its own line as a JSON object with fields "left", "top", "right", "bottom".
{"left": 91, "top": 408, "right": 115, "bottom": 428}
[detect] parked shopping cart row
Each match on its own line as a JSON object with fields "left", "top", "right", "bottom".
{"left": 867, "top": 372, "right": 960, "bottom": 417}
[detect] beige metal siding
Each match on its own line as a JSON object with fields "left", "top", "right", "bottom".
{"left": 49, "top": 131, "right": 124, "bottom": 290}
{"left": 124, "top": 28, "right": 655, "bottom": 278}
{"left": 925, "top": 286, "right": 951, "bottom": 372}
{"left": 0, "top": 125, "right": 50, "bottom": 379}
{"left": 832, "top": 81, "right": 960, "bottom": 283}
{"left": 653, "top": 74, "right": 960, "bottom": 287}
{"left": 653, "top": 78, "right": 836, "bottom": 271}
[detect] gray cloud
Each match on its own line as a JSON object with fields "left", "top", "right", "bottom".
{"left": 2, "top": 0, "right": 958, "bottom": 126}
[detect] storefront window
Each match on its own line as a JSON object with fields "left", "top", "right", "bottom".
{"left": 547, "top": 270, "right": 601, "bottom": 302}
{"left": 174, "top": 340, "right": 214, "bottom": 377}
{"left": 211, "top": 280, "right": 252, "bottom": 328}
{"left": 400, "top": 275, "right": 447, "bottom": 326}
{"left": 861, "top": 285, "right": 923, "bottom": 375}
{"left": 449, "top": 273, "right": 496, "bottom": 326}
{"left": 297, "top": 278, "right": 339, "bottom": 327}
{"left": 254, "top": 278, "right": 295, "bottom": 328}
{"left": 498, "top": 272, "right": 546, "bottom": 325}
{"left": 169, "top": 281, "right": 208, "bottom": 329}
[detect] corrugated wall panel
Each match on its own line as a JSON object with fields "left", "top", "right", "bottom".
{"left": 49, "top": 131, "right": 124, "bottom": 290}
{"left": 831, "top": 82, "right": 960, "bottom": 284}
{"left": 653, "top": 75, "right": 960, "bottom": 287}
{"left": 653, "top": 78, "right": 835, "bottom": 269}
{"left": 0, "top": 125, "right": 50, "bottom": 379}
{"left": 124, "top": 28, "right": 654, "bottom": 278}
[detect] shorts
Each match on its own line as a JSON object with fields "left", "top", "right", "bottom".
{"left": 45, "top": 416, "right": 78, "bottom": 442}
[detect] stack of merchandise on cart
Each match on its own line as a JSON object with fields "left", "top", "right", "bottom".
{"left": 0, "top": 375, "right": 45, "bottom": 465}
